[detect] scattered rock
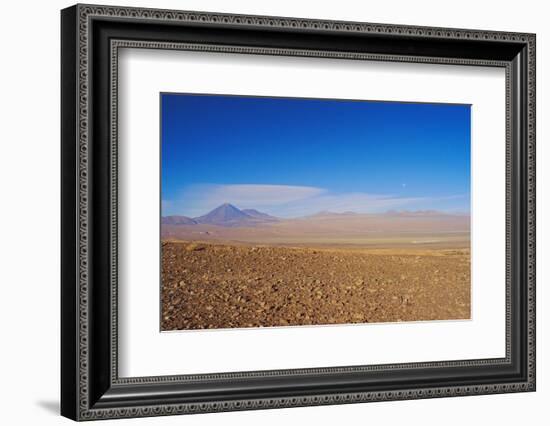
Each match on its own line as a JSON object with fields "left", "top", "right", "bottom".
{"left": 161, "top": 241, "right": 470, "bottom": 331}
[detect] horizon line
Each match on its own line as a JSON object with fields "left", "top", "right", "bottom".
{"left": 161, "top": 202, "right": 471, "bottom": 220}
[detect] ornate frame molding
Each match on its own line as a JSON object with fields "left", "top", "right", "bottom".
{"left": 61, "top": 4, "right": 535, "bottom": 421}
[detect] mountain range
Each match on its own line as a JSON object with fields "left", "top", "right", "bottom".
{"left": 161, "top": 203, "right": 279, "bottom": 227}
{"left": 161, "top": 203, "right": 468, "bottom": 228}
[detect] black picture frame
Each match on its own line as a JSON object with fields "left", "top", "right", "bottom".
{"left": 61, "top": 4, "right": 536, "bottom": 421}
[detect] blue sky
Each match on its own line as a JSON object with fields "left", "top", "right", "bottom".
{"left": 161, "top": 93, "right": 471, "bottom": 218}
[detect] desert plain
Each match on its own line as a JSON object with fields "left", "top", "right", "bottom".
{"left": 161, "top": 204, "right": 471, "bottom": 330}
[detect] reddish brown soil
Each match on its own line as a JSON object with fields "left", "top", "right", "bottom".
{"left": 161, "top": 241, "right": 470, "bottom": 331}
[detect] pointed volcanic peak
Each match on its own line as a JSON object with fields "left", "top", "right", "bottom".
{"left": 241, "top": 209, "right": 279, "bottom": 222}
{"left": 194, "top": 203, "right": 253, "bottom": 226}
{"left": 161, "top": 215, "right": 198, "bottom": 225}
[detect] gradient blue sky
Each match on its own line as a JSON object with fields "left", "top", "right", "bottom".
{"left": 161, "top": 93, "right": 471, "bottom": 218}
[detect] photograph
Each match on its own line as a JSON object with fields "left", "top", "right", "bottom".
{"left": 160, "top": 93, "right": 472, "bottom": 331}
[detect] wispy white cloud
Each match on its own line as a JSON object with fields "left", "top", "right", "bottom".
{"left": 199, "top": 184, "right": 325, "bottom": 206}
{"left": 162, "top": 183, "right": 469, "bottom": 218}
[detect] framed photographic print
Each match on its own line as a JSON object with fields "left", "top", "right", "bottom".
{"left": 61, "top": 4, "right": 536, "bottom": 421}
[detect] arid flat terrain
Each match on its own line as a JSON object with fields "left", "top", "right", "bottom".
{"left": 161, "top": 240, "right": 470, "bottom": 331}
{"left": 161, "top": 208, "right": 470, "bottom": 250}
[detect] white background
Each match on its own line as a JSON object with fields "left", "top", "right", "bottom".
{"left": 119, "top": 49, "right": 506, "bottom": 377}
{"left": 0, "top": 0, "right": 547, "bottom": 425}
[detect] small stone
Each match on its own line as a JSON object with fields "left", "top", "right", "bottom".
{"left": 186, "top": 243, "right": 204, "bottom": 252}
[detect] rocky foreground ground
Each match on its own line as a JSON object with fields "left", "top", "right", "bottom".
{"left": 161, "top": 241, "right": 470, "bottom": 330}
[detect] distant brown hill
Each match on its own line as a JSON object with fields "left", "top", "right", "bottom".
{"left": 384, "top": 209, "right": 446, "bottom": 217}
{"left": 161, "top": 206, "right": 470, "bottom": 249}
{"left": 305, "top": 211, "right": 358, "bottom": 218}
{"left": 161, "top": 215, "right": 197, "bottom": 225}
